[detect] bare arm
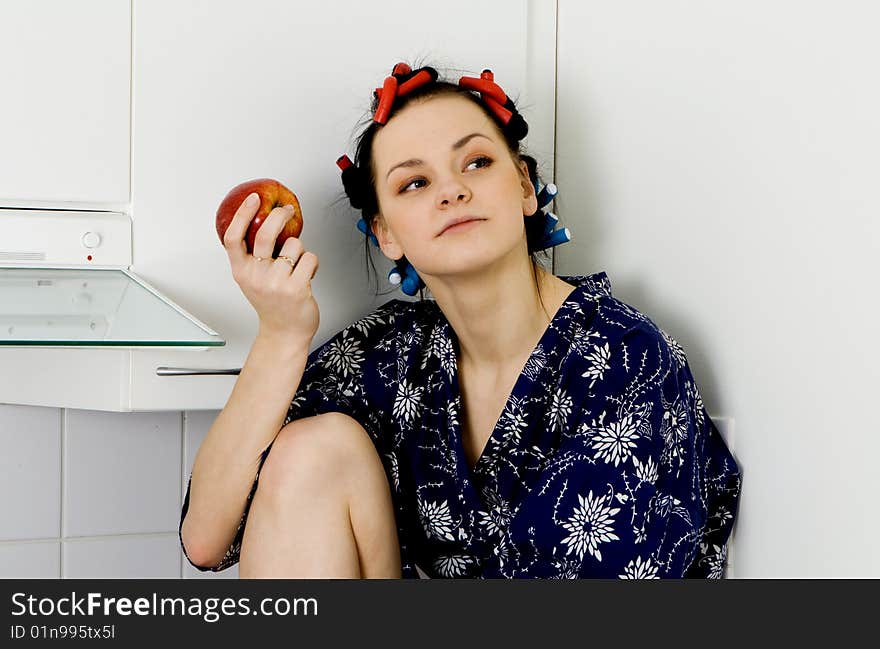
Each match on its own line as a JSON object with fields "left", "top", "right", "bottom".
{"left": 181, "top": 187, "right": 320, "bottom": 568}
{"left": 180, "top": 332, "right": 310, "bottom": 568}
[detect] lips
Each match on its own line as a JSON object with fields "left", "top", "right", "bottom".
{"left": 438, "top": 217, "right": 485, "bottom": 236}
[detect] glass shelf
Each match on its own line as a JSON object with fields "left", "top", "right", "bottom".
{"left": 0, "top": 267, "right": 224, "bottom": 347}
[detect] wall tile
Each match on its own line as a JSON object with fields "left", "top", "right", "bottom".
{"left": 63, "top": 534, "right": 180, "bottom": 579}
{"left": 182, "top": 410, "right": 219, "bottom": 500}
{"left": 64, "top": 409, "right": 181, "bottom": 537}
{"left": 0, "top": 541, "right": 60, "bottom": 578}
{"left": 0, "top": 405, "right": 61, "bottom": 541}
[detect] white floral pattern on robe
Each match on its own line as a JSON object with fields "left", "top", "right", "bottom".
{"left": 179, "top": 272, "right": 742, "bottom": 579}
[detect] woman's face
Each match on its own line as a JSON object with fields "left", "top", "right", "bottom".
{"left": 370, "top": 94, "right": 538, "bottom": 281}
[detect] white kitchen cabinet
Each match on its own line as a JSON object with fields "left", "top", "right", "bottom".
{"left": 0, "top": 0, "right": 130, "bottom": 206}
{"left": 0, "top": 0, "right": 557, "bottom": 411}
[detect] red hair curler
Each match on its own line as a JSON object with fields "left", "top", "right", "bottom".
{"left": 392, "top": 62, "right": 412, "bottom": 76}
{"left": 482, "top": 96, "right": 512, "bottom": 125}
{"left": 373, "top": 75, "right": 399, "bottom": 124}
{"left": 397, "top": 69, "right": 434, "bottom": 97}
{"left": 458, "top": 73, "right": 508, "bottom": 105}
{"left": 373, "top": 65, "right": 437, "bottom": 122}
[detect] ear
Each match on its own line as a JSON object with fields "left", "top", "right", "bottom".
{"left": 370, "top": 214, "right": 404, "bottom": 261}
{"left": 518, "top": 159, "right": 539, "bottom": 217}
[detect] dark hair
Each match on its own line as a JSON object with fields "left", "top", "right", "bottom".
{"left": 335, "top": 61, "right": 554, "bottom": 316}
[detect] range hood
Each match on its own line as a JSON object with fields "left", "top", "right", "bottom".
{"left": 0, "top": 209, "right": 224, "bottom": 348}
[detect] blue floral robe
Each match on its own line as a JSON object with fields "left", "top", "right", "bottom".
{"left": 179, "top": 271, "right": 742, "bottom": 579}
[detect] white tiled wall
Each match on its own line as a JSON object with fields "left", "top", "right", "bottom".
{"left": 0, "top": 404, "right": 237, "bottom": 579}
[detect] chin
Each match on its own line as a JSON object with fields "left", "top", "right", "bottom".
{"left": 425, "top": 246, "right": 513, "bottom": 278}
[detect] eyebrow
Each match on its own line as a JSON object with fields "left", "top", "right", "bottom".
{"left": 385, "top": 132, "right": 493, "bottom": 181}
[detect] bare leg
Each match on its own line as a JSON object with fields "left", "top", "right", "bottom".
{"left": 239, "top": 413, "right": 402, "bottom": 579}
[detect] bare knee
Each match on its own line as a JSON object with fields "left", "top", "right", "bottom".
{"left": 257, "top": 412, "right": 379, "bottom": 499}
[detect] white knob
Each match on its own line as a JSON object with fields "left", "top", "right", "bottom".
{"left": 82, "top": 231, "right": 101, "bottom": 248}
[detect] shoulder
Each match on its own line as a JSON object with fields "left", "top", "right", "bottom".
{"left": 344, "top": 298, "right": 401, "bottom": 338}
{"left": 341, "top": 297, "right": 439, "bottom": 340}
{"left": 561, "top": 272, "right": 689, "bottom": 376}
{"left": 320, "top": 296, "right": 439, "bottom": 361}
{"left": 607, "top": 296, "right": 684, "bottom": 363}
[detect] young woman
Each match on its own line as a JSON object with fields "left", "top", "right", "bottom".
{"left": 179, "top": 61, "right": 742, "bottom": 579}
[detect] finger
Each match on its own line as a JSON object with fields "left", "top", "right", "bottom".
{"left": 223, "top": 192, "right": 261, "bottom": 265}
{"left": 253, "top": 204, "right": 298, "bottom": 260}
{"left": 269, "top": 236, "right": 305, "bottom": 278}
{"left": 291, "top": 250, "right": 319, "bottom": 283}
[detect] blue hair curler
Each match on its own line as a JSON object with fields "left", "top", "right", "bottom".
{"left": 388, "top": 261, "right": 422, "bottom": 296}
{"left": 537, "top": 226, "right": 572, "bottom": 250}
{"left": 357, "top": 217, "right": 381, "bottom": 247}
{"left": 536, "top": 182, "right": 558, "bottom": 210}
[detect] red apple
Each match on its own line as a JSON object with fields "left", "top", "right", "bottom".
{"left": 215, "top": 178, "right": 303, "bottom": 258}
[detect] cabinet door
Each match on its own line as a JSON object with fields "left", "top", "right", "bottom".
{"left": 0, "top": 0, "right": 129, "bottom": 205}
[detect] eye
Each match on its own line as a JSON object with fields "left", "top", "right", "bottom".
{"left": 466, "top": 155, "right": 493, "bottom": 171}
{"left": 399, "top": 177, "right": 426, "bottom": 194}
{"left": 397, "top": 156, "right": 493, "bottom": 194}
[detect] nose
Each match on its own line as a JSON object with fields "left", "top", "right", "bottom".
{"left": 436, "top": 176, "right": 471, "bottom": 208}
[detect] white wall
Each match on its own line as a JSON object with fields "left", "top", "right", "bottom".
{"left": 555, "top": 0, "right": 879, "bottom": 577}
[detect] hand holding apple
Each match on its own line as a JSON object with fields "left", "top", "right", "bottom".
{"left": 216, "top": 177, "right": 320, "bottom": 346}
{"left": 215, "top": 178, "right": 303, "bottom": 258}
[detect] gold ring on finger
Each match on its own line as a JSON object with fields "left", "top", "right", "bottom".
{"left": 278, "top": 255, "right": 296, "bottom": 269}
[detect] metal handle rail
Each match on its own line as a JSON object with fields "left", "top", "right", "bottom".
{"left": 156, "top": 366, "right": 241, "bottom": 376}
